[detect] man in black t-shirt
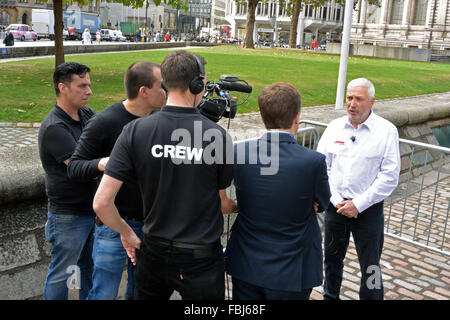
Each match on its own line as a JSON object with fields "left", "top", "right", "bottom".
{"left": 38, "top": 62, "right": 96, "bottom": 300}
{"left": 93, "top": 50, "right": 237, "bottom": 299}
{"left": 67, "top": 61, "right": 166, "bottom": 300}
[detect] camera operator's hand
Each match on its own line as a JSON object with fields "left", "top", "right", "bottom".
{"left": 219, "top": 189, "right": 238, "bottom": 214}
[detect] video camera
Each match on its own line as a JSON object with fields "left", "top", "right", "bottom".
{"left": 198, "top": 75, "right": 252, "bottom": 123}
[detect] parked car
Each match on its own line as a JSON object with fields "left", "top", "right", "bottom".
{"left": 112, "top": 30, "right": 126, "bottom": 42}
{"left": 7, "top": 24, "right": 37, "bottom": 41}
{"left": 100, "top": 29, "right": 113, "bottom": 41}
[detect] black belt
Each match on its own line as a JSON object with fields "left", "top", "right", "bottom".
{"left": 145, "top": 235, "right": 220, "bottom": 258}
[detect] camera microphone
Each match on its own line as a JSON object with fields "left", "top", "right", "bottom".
{"left": 219, "top": 81, "right": 253, "bottom": 93}
{"left": 350, "top": 136, "right": 356, "bottom": 142}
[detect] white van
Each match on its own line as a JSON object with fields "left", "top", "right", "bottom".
{"left": 31, "top": 8, "right": 68, "bottom": 40}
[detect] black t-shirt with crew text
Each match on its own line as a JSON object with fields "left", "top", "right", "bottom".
{"left": 105, "top": 106, "right": 234, "bottom": 244}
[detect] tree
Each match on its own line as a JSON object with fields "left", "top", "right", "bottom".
{"left": 241, "top": 0, "right": 260, "bottom": 48}
{"left": 51, "top": 0, "right": 188, "bottom": 67}
{"left": 285, "top": 0, "right": 327, "bottom": 49}
{"left": 288, "top": 0, "right": 302, "bottom": 48}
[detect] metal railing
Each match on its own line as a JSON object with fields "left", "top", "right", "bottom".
{"left": 298, "top": 120, "right": 450, "bottom": 257}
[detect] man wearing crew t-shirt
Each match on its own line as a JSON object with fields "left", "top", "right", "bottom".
{"left": 67, "top": 61, "right": 166, "bottom": 300}
{"left": 38, "top": 62, "right": 96, "bottom": 300}
{"left": 93, "top": 50, "right": 237, "bottom": 299}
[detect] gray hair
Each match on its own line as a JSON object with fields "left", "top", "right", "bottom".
{"left": 347, "top": 78, "right": 375, "bottom": 99}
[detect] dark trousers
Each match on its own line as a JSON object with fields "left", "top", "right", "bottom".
{"left": 232, "top": 277, "right": 312, "bottom": 300}
{"left": 323, "top": 201, "right": 384, "bottom": 300}
{"left": 134, "top": 236, "right": 225, "bottom": 300}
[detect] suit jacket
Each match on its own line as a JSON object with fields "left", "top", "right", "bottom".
{"left": 226, "top": 132, "right": 331, "bottom": 292}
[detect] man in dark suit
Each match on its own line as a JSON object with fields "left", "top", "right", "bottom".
{"left": 225, "top": 82, "right": 331, "bottom": 300}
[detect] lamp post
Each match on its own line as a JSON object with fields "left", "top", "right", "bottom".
{"left": 335, "top": 0, "right": 354, "bottom": 109}
{"left": 145, "top": 0, "right": 149, "bottom": 41}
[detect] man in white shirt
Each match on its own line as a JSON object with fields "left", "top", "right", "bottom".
{"left": 317, "top": 78, "right": 400, "bottom": 300}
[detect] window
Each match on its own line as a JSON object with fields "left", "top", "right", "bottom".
{"left": 366, "top": 5, "right": 381, "bottom": 23}
{"left": 413, "top": 0, "right": 427, "bottom": 25}
{"left": 335, "top": 8, "right": 341, "bottom": 21}
{"left": 390, "top": 0, "right": 404, "bottom": 24}
{"left": 307, "top": 5, "right": 313, "bottom": 18}
{"left": 0, "top": 11, "right": 11, "bottom": 26}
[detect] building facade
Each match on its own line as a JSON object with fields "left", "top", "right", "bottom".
{"left": 225, "top": 0, "right": 344, "bottom": 45}
{"left": 352, "top": 0, "right": 450, "bottom": 50}
{"left": 97, "top": 0, "right": 228, "bottom": 37}
{"left": 0, "top": 0, "right": 99, "bottom": 27}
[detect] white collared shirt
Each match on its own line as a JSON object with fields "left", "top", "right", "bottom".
{"left": 317, "top": 112, "right": 400, "bottom": 213}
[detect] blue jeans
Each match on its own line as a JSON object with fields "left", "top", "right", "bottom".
{"left": 44, "top": 212, "right": 95, "bottom": 300}
{"left": 87, "top": 219, "right": 143, "bottom": 300}
{"left": 323, "top": 202, "right": 384, "bottom": 300}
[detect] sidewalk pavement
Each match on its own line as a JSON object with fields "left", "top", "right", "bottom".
{"left": 1, "top": 92, "right": 449, "bottom": 300}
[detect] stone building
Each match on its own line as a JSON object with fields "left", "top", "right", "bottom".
{"left": 225, "top": 0, "right": 344, "bottom": 45}
{"left": 0, "top": 0, "right": 99, "bottom": 27}
{"left": 352, "top": 0, "right": 450, "bottom": 50}
{"left": 97, "top": 0, "right": 229, "bottom": 37}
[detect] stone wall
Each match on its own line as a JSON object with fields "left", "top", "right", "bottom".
{"left": 326, "top": 42, "right": 432, "bottom": 62}
{"left": 0, "top": 41, "right": 217, "bottom": 60}
{"left": 397, "top": 118, "right": 450, "bottom": 185}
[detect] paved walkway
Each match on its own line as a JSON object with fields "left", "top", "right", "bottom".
{"left": 2, "top": 93, "right": 449, "bottom": 300}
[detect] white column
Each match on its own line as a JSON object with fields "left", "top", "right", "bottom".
{"left": 402, "top": 0, "right": 411, "bottom": 25}
{"left": 297, "top": 15, "right": 304, "bottom": 45}
{"left": 360, "top": 0, "right": 367, "bottom": 24}
{"left": 327, "top": 2, "right": 331, "bottom": 20}
{"left": 379, "top": 0, "right": 389, "bottom": 24}
{"left": 353, "top": 0, "right": 361, "bottom": 23}
{"left": 330, "top": 1, "right": 335, "bottom": 21}
{"left": 231, "top": 18, "right": 237, "bottom": 38}
{"left": 274, "top": 2, "right": 279, "bottom": 41}
{"left": 425, "top": 0, "right": 433, "bottom": 27}
{"left": 438, "top": 0, "right": 448, "bottom": 25}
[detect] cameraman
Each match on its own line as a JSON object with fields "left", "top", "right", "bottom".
{"left": 93, "top": 50, "right": 236, "bottom": 299}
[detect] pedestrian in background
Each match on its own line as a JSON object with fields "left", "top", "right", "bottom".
{"left": 3, "top": 28, "right": 14, "bottom": 47}
{"left": 82, "top": 28, "right": 91, "bottom": 45}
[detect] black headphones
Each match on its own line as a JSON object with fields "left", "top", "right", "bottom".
{"left": 160, "top": 54, "right": 204, "bottom": 95}
{"left": 188, "top": 55, "right": 205, "bottom": 95}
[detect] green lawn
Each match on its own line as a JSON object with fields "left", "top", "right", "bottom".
{"left": 1, "top": 46, "right": 449, "bottom": 122}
